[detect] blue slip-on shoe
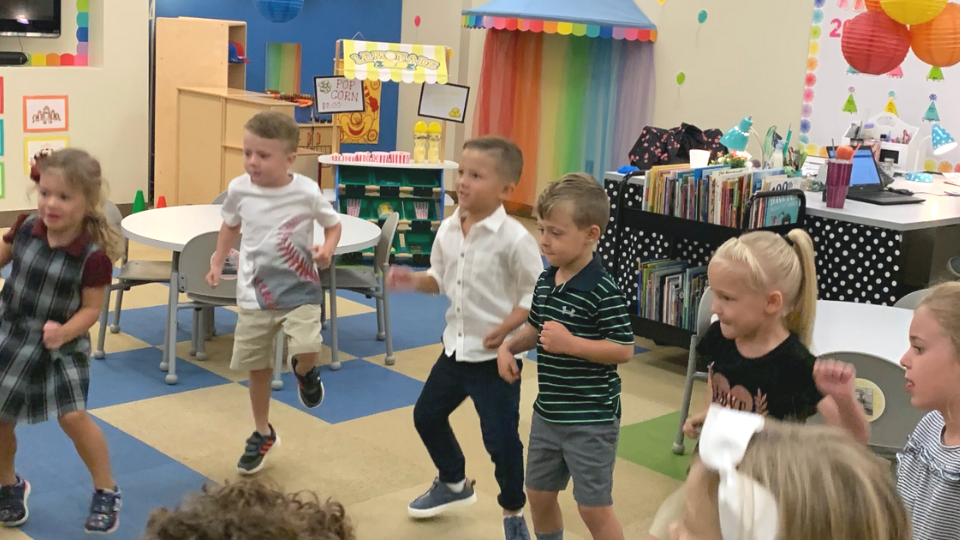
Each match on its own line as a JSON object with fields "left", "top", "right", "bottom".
{"left": 407, "top": 478, "right": 477, "bottom": 518}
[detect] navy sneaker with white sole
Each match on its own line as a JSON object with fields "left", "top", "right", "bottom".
{"left": 85, "top": 487, "right": 121, "bottom": 535}
{"left": 408, "top": 478, "right": 477, "bottom": 518}
{"left": 0, "top": 476, "right": 29, "bottom": 528}
{"left": 292, "top": 357, "right": 325, "bottom": 409}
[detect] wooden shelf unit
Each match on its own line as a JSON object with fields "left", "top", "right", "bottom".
{"left": 154, "top": 17, "right": 247, "bottom": 206}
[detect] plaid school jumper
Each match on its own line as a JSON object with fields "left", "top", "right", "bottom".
{"left": 0, "top": 215, "right": 107, "bottom": 425}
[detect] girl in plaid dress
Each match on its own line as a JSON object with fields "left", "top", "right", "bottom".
{"left": 0, "top": 149, "right": 123, "bottom": 533}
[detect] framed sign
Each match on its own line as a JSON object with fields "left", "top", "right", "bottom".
{"left": 0, "top": 162, "right": 4, "bottom": 199}
{"left": 0, "top": 77, "right": 4, "bottom": 114}
{"left": 314, "top": 76, "right": 365, "bottom": 115}
{"left": 0, "top": 119, "right": 4, "bottom": 157}
{"left": 418, "top": 83, "right": 469, "bottom": 124}
{"left": 24, "top": 136, "right": 69, "bottom": 173}
{"left": 23, "top": 95, "right": 69, "bottom": 133}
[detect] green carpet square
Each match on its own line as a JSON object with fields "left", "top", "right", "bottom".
{"left": 618, "top": 411, "right": 695, "bottom": 480}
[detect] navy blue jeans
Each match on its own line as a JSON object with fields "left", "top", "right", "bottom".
{"left": 413, "top": 350, "right": 525, "bottom": 511}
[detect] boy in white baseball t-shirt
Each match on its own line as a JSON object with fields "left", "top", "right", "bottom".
{"left": 207, "top": 111, "right": 342, "bottom": 475}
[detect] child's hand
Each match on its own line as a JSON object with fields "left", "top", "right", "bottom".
{"left": 497, "top": 346, "right": 521, "bottom": 383}
{"left": 540, "top": 321, "right": 575, "bottom": 355}
{"left": 483, "top": 325, "right": 510, "bottom": 350}
{"left": 387, "top": 266, "right": 417, "bottom": 291}
{"left": 310, "top": 244, "right": 334, "bottom": 270}
{"left": 683, "top": 416, "right": 705, "bottom": 439}
{"left": 42, "top": 321, "right": 65, "bottom": 350}
{"left": 207, "top": 253, "right": 224, "bottom": 287}
{"left": 814, "top": 358, "right": 857, "bottom": 398}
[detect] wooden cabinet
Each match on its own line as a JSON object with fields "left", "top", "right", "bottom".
{"left": 177, "top": 87, "right": 297, "bottom": 205}
{"left": 154, "top": 17, "right": 247, "bottom": 206}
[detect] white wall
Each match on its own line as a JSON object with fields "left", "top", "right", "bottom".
{"left": 398, "top": 0, "right": 813, "bottom": 180}
{"left": 0, "top": 0, "right": 149, "bottom": 211}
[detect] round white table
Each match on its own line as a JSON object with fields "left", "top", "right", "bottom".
{"left": 121, "top": 205, "right": 381, "bottom": 383}
{"left": 811, "top": 300, "right": 913, "bottom": 366}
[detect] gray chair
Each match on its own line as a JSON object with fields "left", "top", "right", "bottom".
{"left": 673, "top": 287, "right": 715, "bottom": 455}
{"left": 212, "top": 191, "right": 228, "bottom": 205}
{"left": 95, "top": 201, "right": 172, "bottom": 359}
{"left": 827, "top": 351, "right": 925, "bottom": 458}
{"left": 894, "top": 288, "right": 931, "bottom": 310}
{"left": 176, "top": 232, "right": 286, "bottom": 389}
{"left": 320, "top": 212, "right": 399, "bottom": 366}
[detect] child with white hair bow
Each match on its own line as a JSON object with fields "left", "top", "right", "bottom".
{"left": 671, "top": 406, "right": 909, "bottom": 540}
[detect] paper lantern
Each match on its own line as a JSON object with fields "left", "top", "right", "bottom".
{"left": 911, "top": 3, "right": 960, "bottom": 67}
{"left": 866, "top": 0, "right": 883, "bottom": 10}
{"left": 255, "top": 0, "right": 304, "bottom": 23}
{"left": 841, "top": 12, "right": 911, "bottom": 75}
{"left": 880, "top": 0, "right": 947, "bottom": 25}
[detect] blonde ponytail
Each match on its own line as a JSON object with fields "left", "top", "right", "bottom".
{"left": 785, "top": 229, "right": 817, "bottom": 347}
{"left": 712, "top": 229, "right": 819, "bottom": 346}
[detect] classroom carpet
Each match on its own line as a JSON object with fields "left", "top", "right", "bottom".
{"left": 0, "top": 238, "right": 708, "bottom": 540}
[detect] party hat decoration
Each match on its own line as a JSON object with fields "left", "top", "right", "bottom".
{"left": 843, "top": 87, "right": 859, "bottom": 114}
{"left": 885, "top": 91, "right": 899, "bottom": 116}
{"left": 886, "top": 65, "right": 904, "bottom": 78}
{"left": 132, "top": 190, "right": 146, "bottom": 214}
{"left": 932, "top": 123, "right": 958, "bottom": 154}
{"left": 847, "top": 65, "right": 861, "bottom": 75}
{"left": 923, "top": 94, "right": 941, "bottom": 122}
{"left": 928, "top": 66, "right": 945, "bottom": 81}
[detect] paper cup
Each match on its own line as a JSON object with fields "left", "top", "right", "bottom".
{"left": 690, "top": 149, "right": 710, "bottom": 169}
{"left": 825, "top": 159, "right": 852, "bottom": 209}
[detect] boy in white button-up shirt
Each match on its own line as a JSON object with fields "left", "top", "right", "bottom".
{"left": 389, "top": 137, "right": 543, "bottom": 540}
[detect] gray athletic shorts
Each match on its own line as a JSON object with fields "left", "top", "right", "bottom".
{"left": 525, "top": 413, "right": 620, "bottom": 507}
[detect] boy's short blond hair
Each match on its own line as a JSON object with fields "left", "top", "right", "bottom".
{"left": 245, "top": 111, "right": 299, "bottom": 153}
{"left": 462, "top": 137, "right": 524, "bottom": 184}
{"left": 535, "top": 173, "right": 610, "bottom": 230}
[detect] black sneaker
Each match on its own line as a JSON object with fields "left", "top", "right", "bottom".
{"left": 0, "top": 476, "right": 29, "bottom": 527}
{"left": 292, "top": 357, "right": 325, "bottom": 409}
{"left": 238, "top": 425, "right": 280, "bottom": 475}
{"left": 85, "top": 487, "right": 121, "bottom": 534}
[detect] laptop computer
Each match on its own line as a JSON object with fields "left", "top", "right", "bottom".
{"left": 826, "top": 147, "right": 923, "bottom": 205}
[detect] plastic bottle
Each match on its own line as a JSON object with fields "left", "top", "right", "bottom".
{"left": 413, "top": 121, "right": 428, "bottom": 163}
{"left": 427, "top": 122, "right": 442, "bottom": 164}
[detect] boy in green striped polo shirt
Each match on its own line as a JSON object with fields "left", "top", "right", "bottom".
{"left": 499, "top": 174, "right": 635, "bottom": 540}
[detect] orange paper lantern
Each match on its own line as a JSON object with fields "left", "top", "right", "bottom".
{"left": 841, "top": 12, "right": 911, "bottom": 75}
{"left": 911, "top": 3, "right": 960, "bottom": 67}
{"left": 880, "top": 0, "right": 947, "bottom": 25}
{"left": 867, "top": 0, "right": 883, "bottom": 10}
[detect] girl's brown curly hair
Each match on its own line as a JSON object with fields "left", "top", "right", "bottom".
{"left": 141, "top": 480, "right": 355, "bottom": 540}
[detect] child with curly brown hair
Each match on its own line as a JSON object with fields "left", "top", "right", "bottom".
{"left": 142, "top": 480, "right": 354, "bottom": 540}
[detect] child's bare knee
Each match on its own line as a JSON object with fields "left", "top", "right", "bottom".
{"left": 578, "top": 504, "right": 615, "bottom": 526}
{"left": 58, "top": 411, "right": 90, "bottom": 433}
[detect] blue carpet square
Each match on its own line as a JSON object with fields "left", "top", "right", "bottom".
{"left": 244, "top": 359, "right": 423, "bottom": 424}
{"left": 109, "top": 305, "right": 238, "bottom": 347}
{"left": 323, "top": 291, "right": 448, "bottom": 358}
{"left": 89, "top": 347, "right": 231, "bottom": 409}
{"left": 14, "top": 417, "right": 210, "bottom": 540}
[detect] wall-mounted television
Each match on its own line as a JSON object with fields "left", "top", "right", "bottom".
{"left": 0, "top": 1, "right": 61, "bottom": 38}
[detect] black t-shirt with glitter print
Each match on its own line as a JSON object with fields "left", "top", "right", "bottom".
{"left": 696, "top": 321, "right": 824, "bottom": 422}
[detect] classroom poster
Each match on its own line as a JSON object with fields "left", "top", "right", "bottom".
{"left": 803, "top": 0, "right": 960, "bottom": 172}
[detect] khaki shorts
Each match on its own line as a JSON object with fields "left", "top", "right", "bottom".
{"left": 648, "top": 483, "right": 687, "bottom": 540}
{"left": 231, "top": 305, "right": 323, "bottom": 371}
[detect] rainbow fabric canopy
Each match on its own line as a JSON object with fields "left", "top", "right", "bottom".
{"left": 462, "top": 0, "right": 657, "bottom": 42}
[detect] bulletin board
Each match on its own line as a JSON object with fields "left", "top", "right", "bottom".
{"left": 803, "top": 0, "right": 960, "bottom": 172}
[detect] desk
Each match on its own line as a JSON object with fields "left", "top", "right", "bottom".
{"left": 600, "top": 172, "right": 960, "bottom": 306}
{"left": 121, "top": 205, "right": 381, "bottom": 383}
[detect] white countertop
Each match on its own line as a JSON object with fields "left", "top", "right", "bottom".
{"left": 604, "top": 171, "right": 960, "bottom": 232}
{"left": 121, "top": 204, "right": 381, "bottom": 254}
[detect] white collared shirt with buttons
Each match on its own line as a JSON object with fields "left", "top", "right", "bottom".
{"left": 426, "top": 205, "right": 544, "bottom": 362}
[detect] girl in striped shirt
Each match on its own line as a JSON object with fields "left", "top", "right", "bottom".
{"left": 898, "top": 282, "right": 960, "bottom": 540}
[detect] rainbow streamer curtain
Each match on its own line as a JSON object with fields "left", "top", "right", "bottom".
{"left": 265, "top": 42, "right": 302, "bottom": 94}
{"left": 473, "top": 30, "right": 655, "bottom": 207}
